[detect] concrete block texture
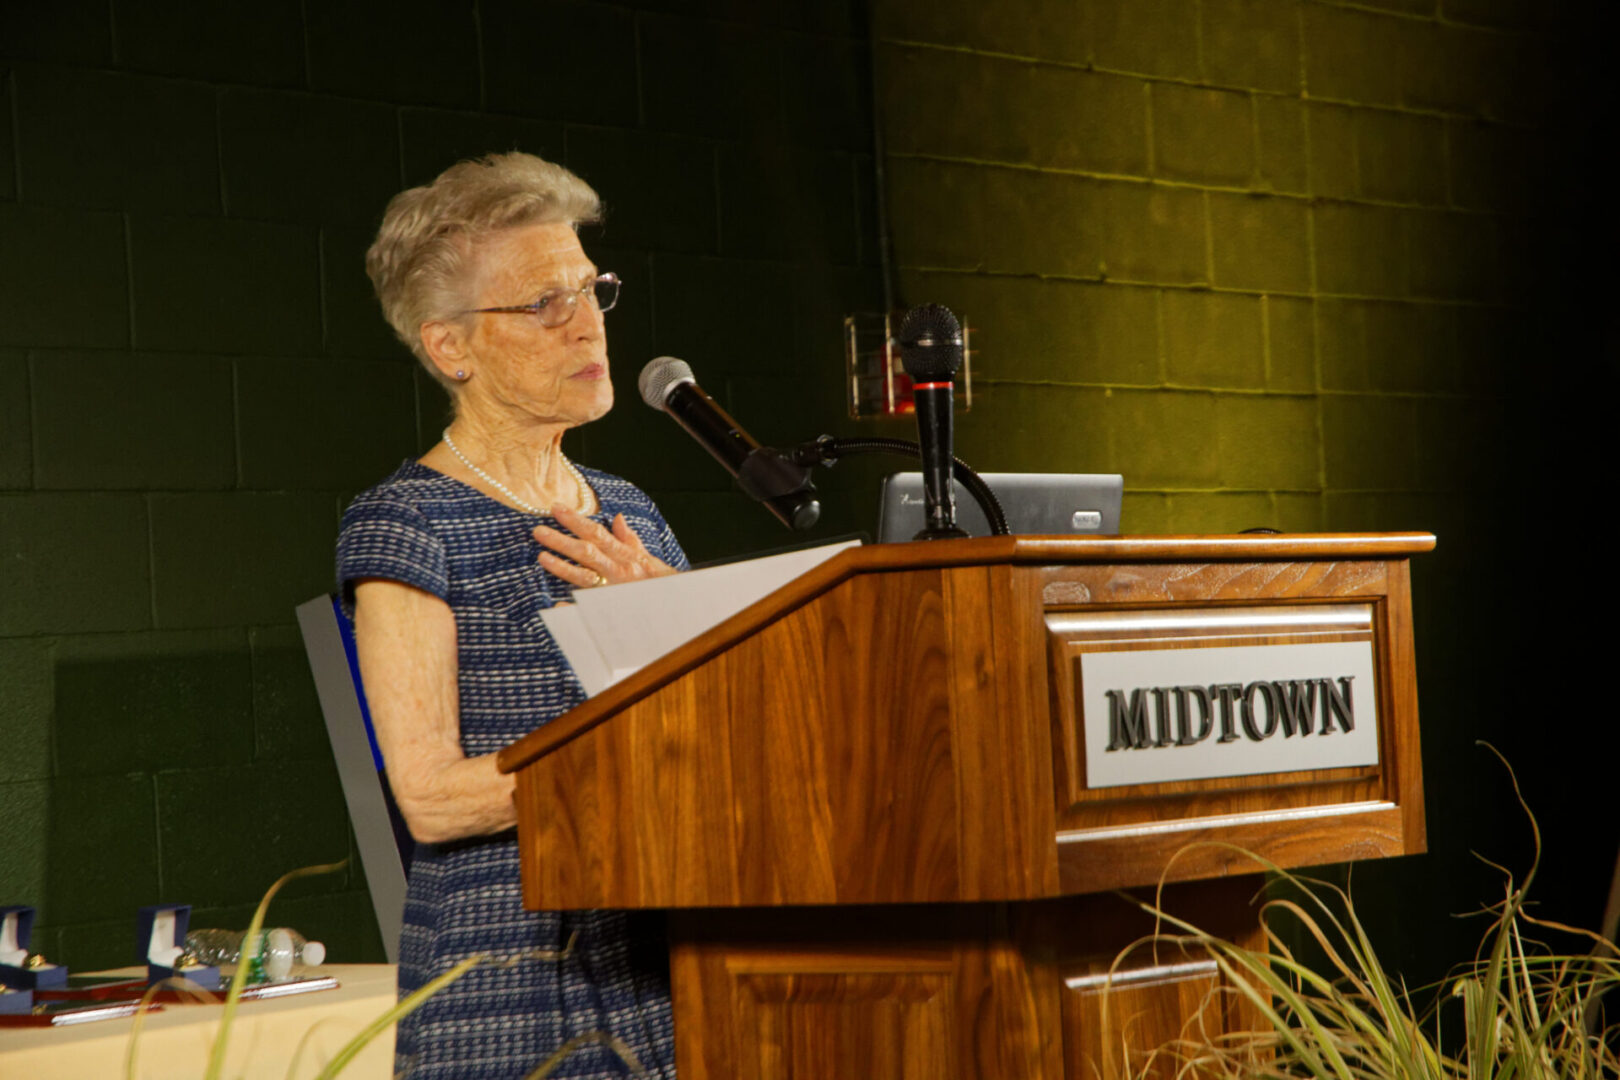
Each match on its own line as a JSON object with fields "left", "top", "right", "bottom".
{"left": 11, "top": 67, "right": 219, "bottom": 215}
{"left": 1255, "top": 95, "right": 1308, "bottom": 194}
{"left": 1316, "top": 299, "right": 1461, "bottom": 394}
{"left": 1272, "top": 491, "right": 1325, "bottom": 531}
{"left": 219, "top": 90, "right": 401, "bottom": 225}
{"left": 1209, "top": 192, "right": 1311, "bottom": 294}
{"left": 1303, "top": 4, "right": 1414, "bottom": 108}
{"left": 1356, "top": 110, "right": 1449, "bottom": 205}
{"left": 717, "top": 143, "right": 859, "bottom": 263}
{"left": 1107, "top": 388, "right": 1222, "bottom": 487}
{"left": 879, "top": 45, "right": 1150, "bottom": 175}
{"left": 1151, "top": 84, "right": 1255, "bottom": 186}
{"left": 1306, "top": 104, "right": 1360, "bottom": 200}
{"left": 1214, "top": 392, "right": 1320, "bottom": 489}
{"left": 0, "top": 350, "right": 29, "bottom": 488}
{"left": 0, "top": 781, "right": 48, "bottom": 912}
{"left": 0, "top": 0, "right": 112, "bottom": 66}
{"left": 401, "top": 109, "right": 565, "bottom": 190}
{"left": 0, "top": 494, "right": 152, "bottom": 635}
{"left": 252, "top": 625, "right": 331, "bottom": 763}
{"left": 42, "top": 774, "right": 160, "bottom": 926}
{"left": 1312, "top": 201, "right": 1406, "bottom": 298}
{"left": 0, "top": 203, "right": 129, "bottom": 349}
{"left": 783, "top": 34, "right": 873, "bottom": 152}
{"left": 1120, "top": 491, "right": 1170, "bottom": 534}
{"left": 1167, "top": 490, "right": 1279, "bottom": 533}
{"left": 889, "top": 158, "right": 1207, "bottom": 284}
{"left": 52, "top": 629, "right": 255, "bottom": 777}
{"left": 148, "top": 492, "right": 339, "bottom": 628}
{"left": 566, "top": 127, "right": 717, "bottom": 254}
{"left": 1309, "top": 103, "right": 1449, "bottom": 206}
{"left": 900, "top": 270, "right": 1161, "bottom": 386}
{"left": 0, "top": 75, "right": 13, "bottom": 201}
{"left": 1304, "top": 5, "right": 1554, "bottom": 124}
{"left": 236, "top": 358, "right": 420, "bottom": 490}
{"left": 110, "top": 0, "right": 303, "bottom": 86}
{"left": 157, "top": 760, "right": 350, "bottom": 909}
{"left": 1161, "top": 289, "right": 1266, "bottom": 389}
{"left": 1404, "top": 209, "right": 1500, "bottom": 302}
{"left": 129, "top": 215, "right": 321, "bottom": 355}
{"left": 1080, "top": 0, "right": 1201, "bottom": 80}
{"left": 639, "top": 16, "right": 782, "bottom": 140}
{"left": 872, "top": 0, "right": 1086, "bottom": 64}
{"left": 955, "top": 381, "right": 1115, "bottom": 475}
{"left": 1264, "top": 295, "right": 1317, "bottom": 393}
{"left": 305, "top": 0, "right": 479, "bottom": 108}
{"left": 322, "top": 227, "right": 412, "bottom": 360}
{"left": 650, "top": 254, "right": 798, "bottom": 379}
{"left": 1320, "top": 392, "right": 1419, "bottom": 490}
{"left": 1201, "top": 0, "right": 1302, "bottom": 93}
{"left": 30, "top": 351, "right": 237, "bottom": 490}
{"left": 482, "top": 0, "right": 640, "bottom": 126}
{"left": 0, "top": 639, "right": 54, "bottom": 783}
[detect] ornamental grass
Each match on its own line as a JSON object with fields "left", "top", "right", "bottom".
{"left": 1116, "top": 755, "right": 1619, "bottom": 1080}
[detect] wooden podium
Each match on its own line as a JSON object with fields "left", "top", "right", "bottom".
{"left": 498, "top": 533, "right": 1433, "bottom": 1078}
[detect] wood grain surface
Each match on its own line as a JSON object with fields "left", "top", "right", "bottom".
{"left": 507, "top": 535, "right": 1428, "bottom": 909}
{"left": 498, "top": 534, "right": 1434, "bottom": 771}
{"left": 669, "top": 880, "right": 1267, "bottom": 1080}
{"left": 503, "top": 533, "right": 1432, "bottom": 1076}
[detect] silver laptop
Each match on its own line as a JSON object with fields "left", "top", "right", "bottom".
{"left": 877, "top": 472, "right": 1124, "bottom": 541}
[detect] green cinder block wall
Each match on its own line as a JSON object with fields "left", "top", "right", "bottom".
{"left": 1, "top": 0, "right": 1612, "bottom": 991}
{"left": 871, "top": 0, "right": 1611, "bottom": 983}
{"left": 0, "top": 0, "right": 882, "bottom": 970}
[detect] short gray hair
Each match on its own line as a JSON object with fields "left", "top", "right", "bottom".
{"left": 366, "top": 152, "right": 602, "bottom": 375}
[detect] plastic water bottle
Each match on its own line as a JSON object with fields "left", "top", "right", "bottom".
{"left": 184, "top": 927, "right": 327, "bottom": 982}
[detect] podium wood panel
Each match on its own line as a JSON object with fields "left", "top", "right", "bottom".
{"left": 510, "top": 563, "right": 1063, "bottom": 909}
{"left": 669, "top": 879, "right": 1266, "bottom": 1080}
{"left": 499, "top": 534, "right": 1433, "bottom": 1078}
{"left": 502, "top": 535, "right": 1429, "bottom": 910}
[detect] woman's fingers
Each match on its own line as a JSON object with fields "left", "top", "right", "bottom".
{"left": 611, "top": 514, "right": 677, "bottom": 578}
{"left": 535, "top": 509, "right": 677, "bottom": 586}
{"left": 537, "top": 549, "right": 603, "bottom": 588}
{"left": 531, "top": 521, "right": 606, "bottom": 569}
{"left": 552, "top": 506, "right": 636, "bottom": 560}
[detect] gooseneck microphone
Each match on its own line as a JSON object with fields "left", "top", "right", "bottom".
{"left": 638, "top": 357, "right": 820, "bottom": 530}
{"left": 896, "top": 305, "right": 969, "bottom": 540}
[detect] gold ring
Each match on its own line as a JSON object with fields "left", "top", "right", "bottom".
{"left": 592, "top": 572, "right": 609, "bottom": 587}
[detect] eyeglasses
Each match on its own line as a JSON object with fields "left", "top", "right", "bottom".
{"left": 464, "top": 272, "right": 620, "bottom": 328}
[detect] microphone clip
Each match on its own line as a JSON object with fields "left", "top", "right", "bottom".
{"left": 737, "top": 448, "right": 820, "bottom": 531}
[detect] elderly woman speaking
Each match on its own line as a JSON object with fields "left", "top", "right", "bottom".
{"left": 337, "top": 153, "right": 684, "bottom": 1078}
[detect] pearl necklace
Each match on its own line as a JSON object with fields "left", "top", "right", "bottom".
{"left": 441, "top": 428, "right": 592, "bottom": 517}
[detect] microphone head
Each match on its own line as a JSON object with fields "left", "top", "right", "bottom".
{"left": 638, "top": 356, "right": 695, "bottom": 410}
{"left": 896, "top": 304, "right": 964, "bottom": 381}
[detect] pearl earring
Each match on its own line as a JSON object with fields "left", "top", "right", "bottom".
{"left": 455, "top": 370, "right": 467, "bottom": 381}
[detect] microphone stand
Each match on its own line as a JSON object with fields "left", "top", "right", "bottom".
{"left": 787, "top": 435, "right": 1009, "bottom": 537}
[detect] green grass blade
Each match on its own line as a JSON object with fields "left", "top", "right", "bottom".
{"left": 204, "top": 859, "right": 347, "bottom": 1080}
{"left": 306, "top": 955, "right": 481, "bottom": 1080}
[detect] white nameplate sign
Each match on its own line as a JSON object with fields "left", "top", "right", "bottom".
{"left": 1080, "top": 641, "right": 1379, "bottom": 789}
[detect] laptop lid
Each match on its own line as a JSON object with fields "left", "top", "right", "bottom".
{"left": 876, "top": 472, "right": 1124, "bottom": 542}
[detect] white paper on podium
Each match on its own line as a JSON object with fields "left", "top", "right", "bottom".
{"left": 541, "top": 539, "right": 862, "bottom": 697}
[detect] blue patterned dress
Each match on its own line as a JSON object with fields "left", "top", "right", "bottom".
{"left": 336, "top": 459, "right": 687, "bottom": 1080}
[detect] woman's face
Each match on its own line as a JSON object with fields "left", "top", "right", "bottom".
{"left": 456, "top": 222, "right": 613, "bottom": 427}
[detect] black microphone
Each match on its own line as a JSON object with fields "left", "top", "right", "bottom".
{"left": 638, "top": 357, "right": 820, "bottom": 531}
{"left": 896, "top": 305, "right": 969, "bottom": 541}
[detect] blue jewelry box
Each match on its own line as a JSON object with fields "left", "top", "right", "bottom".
{"left": 135, "top": 904, "right": 220, "bottom": 990}
{"left": 0, "top": 906, "right": 66, "bottom": 991}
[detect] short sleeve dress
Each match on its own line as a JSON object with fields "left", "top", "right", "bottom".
{"left": 336, "top": 459, "right": 689, "bottom": 1080}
